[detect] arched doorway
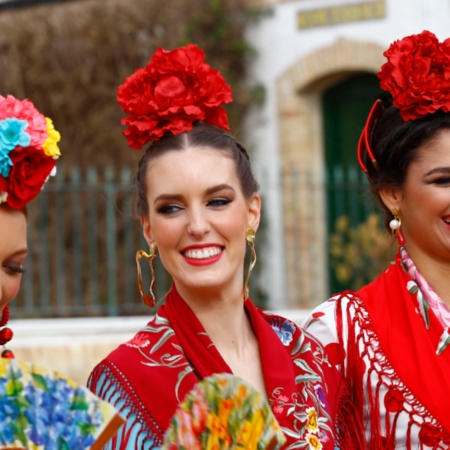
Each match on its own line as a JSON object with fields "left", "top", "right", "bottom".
{"left": 322, "top": 73, "right": 384, "bottom": 295}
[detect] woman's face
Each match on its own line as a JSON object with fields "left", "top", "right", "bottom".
{"left": 0, "top": 207, "right": 28, "bottom": 313}
{"left": 141, "top": 146, "right": 260, "bottom": 299}
{"left": 381, "top": 128, "right": 450, "bottom": 268}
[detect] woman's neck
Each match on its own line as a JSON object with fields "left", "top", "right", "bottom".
{"left": 174, "top": 281, "right": 253, "bottom": 356}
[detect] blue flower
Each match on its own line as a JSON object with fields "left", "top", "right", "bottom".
{"left": 271, "top": 318, "right": 296, "bottom": 345}
{"left": 0, "top": 153, "right": 12, "bottom": 178}
{"left": 0, "top": 118, "right": 30, "bottom": 178}
{"left": 0, "top": 118, "right": 31, "bottom": 152}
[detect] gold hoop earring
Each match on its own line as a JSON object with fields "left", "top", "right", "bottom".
{"left": 244, "top": 228, "right": 256, "bottom": 299}
{"left": 136, "top": 243, "right": 157, "bottom": 308}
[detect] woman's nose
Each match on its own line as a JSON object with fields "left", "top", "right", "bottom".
{"left": 186, "top": 208, "right": 210, "bottom": 238}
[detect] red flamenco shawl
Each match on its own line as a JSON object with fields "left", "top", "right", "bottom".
{"left": 337, "top": 252, "right": 450, "bottom": 446}
{"left": 90, "top": 285, "right": 358, "bottom": 449}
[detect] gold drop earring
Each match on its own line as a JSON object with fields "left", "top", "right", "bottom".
{"left": 244, "top": 228, "right": 256, "bottom": 299}
{"left": 136, "top": 243, "right": 157, "bottom": 308}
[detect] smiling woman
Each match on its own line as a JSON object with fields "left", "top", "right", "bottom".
{"left": 304, "top": 30, "right": 450, "bottom": 449}
{"left": 87, "top": 44, "right": 362, "bottom": 450}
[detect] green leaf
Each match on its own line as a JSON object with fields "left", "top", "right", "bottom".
{"left": 71, "top": 394, "right": 89, "bottom": 411}
{"left": 57, "top": 436, "right": 71, "bottom": 450}
{"left": 31, "top": 372, "right": 48, "bottom": 390}
{"left": 6, "top": 379, "right": 23, "bottom": 396}
{"left": 12, "top": 419, "right": 29, "bottom": 446}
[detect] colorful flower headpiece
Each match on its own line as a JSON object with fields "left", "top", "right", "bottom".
{"left": 117, "top": 44, "right": 233, "bottom": 150}
{"left": 378, "top": 30, "right": 450, "bottom": 121}
{"left": 0, "top": 95, "right": 61, "bottom": 209}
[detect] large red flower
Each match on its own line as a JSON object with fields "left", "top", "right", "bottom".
{"left": 2, "top": 147, "right": 56, "bottom": 210}
{"left": 117, "top": 44, "right": 233, "bottom": 149}
{"left": 378, "top": 30, "right": 450, "bottom": 121}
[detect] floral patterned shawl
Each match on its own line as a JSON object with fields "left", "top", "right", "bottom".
{"left": 89, "top": 285, "right": 358, "bottom": 450}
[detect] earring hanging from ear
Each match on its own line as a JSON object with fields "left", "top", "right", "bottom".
{"left": 244, "top": 228, "right": 257, "bottom": 300}
{"left": 136, "top": 243, "right": 157, "bottom": 308}
{"left": 0, "top": 305, "right": 14, "bottom": 358}
{"left": 389, "top": 208, "right": 405, "bottom": 246}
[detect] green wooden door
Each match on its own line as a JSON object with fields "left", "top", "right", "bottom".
{"left": 322, "top": 73, "right": 383, "bottom": 295}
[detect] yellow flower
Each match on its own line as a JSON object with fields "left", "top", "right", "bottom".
{"left": 237, "top": 420, "right": 251, "bottom": 445}
{"left": 306, "top": 433, "right": 323, "bottom": 450}
{"left": 43, "top": 117, "right": 61, "bottom": 158}
{"left": 246, "top": 409, "right": 264, "bottom": 448}
{"left": 206, "top": 412, "right": 227, "bottom": 447}
{"left": 306, "top": 406, "right": 319, "bottom": 433}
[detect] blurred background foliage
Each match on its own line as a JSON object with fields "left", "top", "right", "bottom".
{"left": 329, "top": 213, "right": 397, "bottom": 293}
{"left": 0, "top": 0, "right": 267, "bottom": 170}
{"left": 2, "top": 0, "right": 274, "bottom": 314}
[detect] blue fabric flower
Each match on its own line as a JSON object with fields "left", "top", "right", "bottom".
{"left": 0, "top": 153, "right": 12, "bottom": 178}
{"left": 0, "top": 118, "right": 31, "bottom": 177}
{"left": 271, "top": 318, "right": 296, "bottom": 346}
{"left": 0, "top": 118, "right": 31, "bottom": 151}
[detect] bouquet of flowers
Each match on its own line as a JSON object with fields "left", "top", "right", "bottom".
{"left": 0, "top": 358, "right": 124, "bottom": 449}
{"left": 162, "top": 373, "right": 286, "bottom": 450}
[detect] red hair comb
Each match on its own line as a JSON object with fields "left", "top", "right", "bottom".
{"left": 357, "top": 99, "right": 382, "bottom": 173}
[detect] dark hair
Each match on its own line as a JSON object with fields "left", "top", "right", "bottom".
{"left": 363, "top": 97, "right": 450, "bottom": 229}
{"left": 135, "top": 122, "right": 260, "bottom": 216}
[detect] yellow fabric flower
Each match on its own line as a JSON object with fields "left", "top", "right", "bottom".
{"left": 306, "top": 433, "right": 323, "bottom": 450}
{"left": 306, "top": 406, "right": 319, "bottom": 433}
{"left": 43, "top": 117, "right": 61, "bottom": 158}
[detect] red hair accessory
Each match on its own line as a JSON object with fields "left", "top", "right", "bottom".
{"left": 117, "top": 44, "right": 233, "bottom": 150}
{"left": 0, "top": 95, "right": 61, "bottom": 210}
{"left": 357, "top": 99, "right": 382, "bottom": 173}
{"left": 378, "top": 30, "right": 450, "bottom": 121}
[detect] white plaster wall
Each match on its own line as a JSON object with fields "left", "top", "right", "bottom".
{"left": 9, "top": 311, "right": 310, "bottom": 385}
{"left": 245, "top": 0, "right": 450, "bottom": 308}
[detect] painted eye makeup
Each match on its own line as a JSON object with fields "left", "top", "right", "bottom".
{"left": 207, "top": 197, "right": 232, "bottom": 207}
{"left": 156, "top": 204, "right": 183, "bottom": 215}
{"left": 3, "top": 264, "right": 26, "bottom": 274}
{"left": 430, "top": 176, "right": 450, "bottom": 186}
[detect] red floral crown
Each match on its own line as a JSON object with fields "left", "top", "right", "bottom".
{"left": 358, "top": 30, "right": 450, "bottom": 172}
{"left": 378, "top": 30, "right": 450, "bottom": 122}
{"left": 0, "top": 95, "right": 61, "bottom": 210}
{"left": 117, "top": 44, "right": 233, "bottom": 150}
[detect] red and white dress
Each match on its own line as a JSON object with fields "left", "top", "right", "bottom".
{"left": 304, "top": 249, "right": 450, "bottom": 449}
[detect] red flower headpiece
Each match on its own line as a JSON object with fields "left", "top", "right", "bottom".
{"left": 117, "top": 44, "right": 233, "bottom": 150}
{"left": 0, "top": 95, "right": 61, "bottom": 210}
{"left": 378, "top": 30, "right": 450, "bottom": 121}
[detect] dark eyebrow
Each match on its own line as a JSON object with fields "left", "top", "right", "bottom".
{"left": 424, "top": 167, "right": 450, "bottom": 176}
{"left": 7, "top": 249, "right": 28, "bottom": 259}
{"left": 205, "top": 184, "right": 235, "bottom": 196}
{"left": 154, "top": 184, "right": 235, "bottom": 205}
